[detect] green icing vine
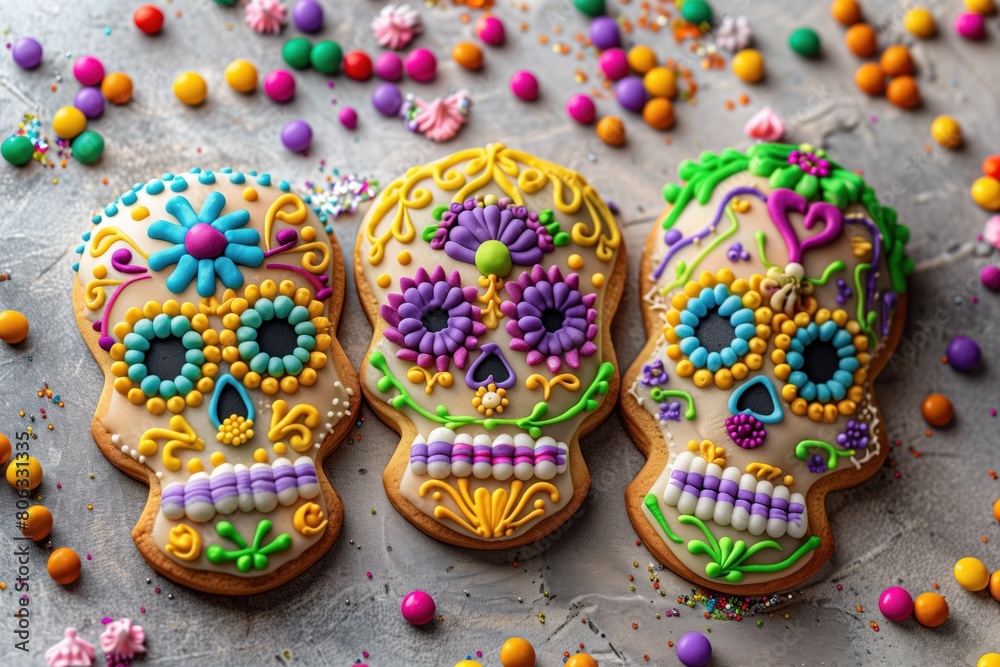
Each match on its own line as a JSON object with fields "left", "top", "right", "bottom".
{"left": 661, "top": 143, "right": 912, "bottom": 293}
{"left": 754, "top": 231, "right": 777, "bottom": 270}
{"left": 854, "top": 262, "right": 878, "bottom": 344}
{"left": 642, "top": 494, "right": 821, "bottom": 583}
{"left": 664, "top": 205, "right": 741, "bottom": 291}
{"left": 810, "top": 260, "right": 846, "bottom": 286}
{"left": 370, "top": 351, "right": 614, "bottom": 438}
{"left": 795, "top": 439, "right": 855, "bottom": 471}
{"left": 649, "top": 387, "right": 697, "bottom": 420}
{"left": 205, "top": 520, "right": 292, "bottom": 573}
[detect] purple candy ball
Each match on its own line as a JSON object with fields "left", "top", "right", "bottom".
{"left": 405, "top": 48, "right": 437, "bottom": 83}
{"left": 676, "top": 631, "right": 712, "bottom": 667}
{"left": 599, "top": 48, "right": 629, "bottom": 80}
{"left": 614, "top": 76, "right": 648, "bottom": 112}
{"left": 339, "top": 106, "right": 358, "bottom": 129}
{"left": 981, "top": 265, "right": 1000, "bottom": 291}
{"left": 292, "top": 0, "right": 324, "bottom": 33}
{"left": 280, "top": 119, "right": 312, "bottom": 153}
{"left": 371, "top": 82, "right": 403, "bottom": 116}
{"left": 879, "top": 586, "right": 913, "bottom": 623}
{"left": 74, "top": 87, "right": 106, "bottom": 119}
{"left": 946, "top": 335, "right": 982, "bottom": 373}
{"left": 12, "top": 37, "right": 44, "bottom": 69}
{"left": 566, "top": 93, "right": 596, "bottom": 124}
{"left": 589, "top": 16, "right": 621, "bottom": 50}
{"left": 400, "top": 590, "right": 435, "bottom": 625}
{"left": 375, "top": 52, "right": 403, "bottom": 81}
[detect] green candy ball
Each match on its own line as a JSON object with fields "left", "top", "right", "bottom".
{"left": 1, "top": 135, "right": 34, "bottom": 166}
{"left": 310, "top": 40, "right": 343, "bottom": 75}
{"left": 475, "top": 240, "right": 512, "bottom": 278}
{"left": 680, "top": 0, "right": 713, "bottom": 25}
{"left": 282, "top": 38, "right": 313, "bottom": 69}
{"left": 72, "top": 130, "right": 105, "bottom": 164}
{"left": 789, "top": 27, "right": 821, "bottom": 58}
{"left": 573, "top": 0, "right": 605, "bottom": 17}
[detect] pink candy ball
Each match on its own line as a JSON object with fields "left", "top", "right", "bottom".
{"left": 339, "top": 106, "right": 358, "bottom": 130}
{"left": 73, "top": 55, "right": 105, "bottom": 87}
{"left": 599, "top": 48, "right": 629, "bottom": 80}
{"left": 878, "top": 586, "right": 914, "bottom": 622}
{"left": 955, "top": 12, "right": 986, "bottom": 39}
{"left": 400, "top": 590, "right": 435, "bottom": 625}
{"left": 264, "top": 70, "right": 296, "bottom": 102}
{"left": 981, "top": 265, "right": 1000, "bottom": 290}
{"left": 404, "top": 48, "right": 437, "bottom": 83}
{"left": 510, "top": 70, "right": 539, "bottom": 101}
{"left": 375, "top": 52, "right": 403, "bottom": 81}
{"left": 566, "top": 93, "right": 597, "bottom": 124}
{"left": 476, "top": 15, "right": 505, "bottom": 46}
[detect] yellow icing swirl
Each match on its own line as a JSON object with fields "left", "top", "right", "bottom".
{"left": 164, "top": 524, "right": 202, "bottom": 561}
{"left": 293, "top": 502, "right": 328, "bottom": 537}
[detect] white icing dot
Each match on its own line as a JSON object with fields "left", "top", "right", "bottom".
{"left": 334, "top": 381, "right": 343, "bottom": 388}
{"left": 343, "top": 410, "right": 349, "bottom": 416}
{"left": 121, "top": 445, "right": 129, "bottom": 453}
{"left": 325, "top": 423, "right": 332, "bottom": 429}
{"left": 314, "top": 443, "right": 321, "bottom": 449}
{"left": 111, "top": 434, "right": 121, "bottom": 445}
{"left": 346, "top": 388, "right": 354, "bottom": 396}
{"left": 138, "top": 455, "right": 146, "bottom": 464}
{"left": 331, "top": 398, "right": 340, "bottom": 406}
{"left": 327, "top": 411, "right": 335, "bottom": 417}
{"left": 156, "top": 472, "right": 163, "bottom": 479}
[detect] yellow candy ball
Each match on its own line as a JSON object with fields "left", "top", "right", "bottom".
{"left": 979, "top": 654, "right": 1000, "bottom": 667}
{"left": 966, "top": 0, "right": 996, "bottom": 14}
{"left": 500, "top": 636, "right": 536, "bottom": 667}
{"left": 225, "top": 59, "right": 258, "bottom": 93}
{"left": 565, "top": 654, "right": 599, "bottom": 667}
{"left": 173, "top": 71, "right": 208, "bottom": 106}
{"left": 904, "top": 8, "right": 936, "bottom": 37}
{"left": 52, "top": 106, "right": 87, "bottom": 139}
{"left": 732, "top": 49, "right": 765, "bottom": 83}
{"left": 627, "top": 44, "right": 657, "bottom": 74}
{"left": 643, "top": 67, "right": 677, "bottom": 99}
{"left": 954, "top": 556, "right": 990, "bottom": 591}
{"left": 454, "top": 662, "right": 484, "bottom": 667}
{"left": 0, "top": 310, "right": 29, "bottom": 344}
{"left": 6, "top": 455, "right": 42, "bottom": 491}
{"left": 972, "top": 176, "right": 1000, "bottom": 211}
{"left": 931, "top": 115, "right": 962, "bottom": 149}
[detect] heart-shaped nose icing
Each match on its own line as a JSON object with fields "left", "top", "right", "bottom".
{"left": 622, "top": 143, "right": 912, "bottom": 594}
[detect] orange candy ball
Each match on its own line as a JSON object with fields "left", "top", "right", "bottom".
{"left": 565, "top": 655, "right": 599, "bottom": 667}
{"left": 854, "top": 63, "right": 886, "bottom": 95}
{"left": 921, "top": 393, "right": 953, "bottom": 426}
{"left": 452, "top": 42, "right": 483, "bottom": 71}
{"left": 886, "top": 76, "right": 921, "bottom": 109}
{"left": 994, "top": 497, "right": 1000, "bottom": 523}
{"left": 880, "top": 45, "right": 914, "bottom": 76}
{"left": 596, "top": 116, "right": 626, "bottom": 146}
{"left": 913, "top": 592, "right": 949, "bottom": 627}
{"left": 499, "top": 637, "right": 536, "bottom": 667}
{"left": 101, "top": 72, "right": 133, "bottom": 105}
{"left": 21, "top": 505, "right": 53, "bottom": 541}
{"left": 0, "top": 433, "right": 10, "bottom": 466}
{"left": 845, "top": 23, "right": 878, "bottom": 57}
{"left": 48, "top": 547, "right": 82, "bottom": 585}
{"left": 990, "top": 570, "right": 1000, "bottom": 602}
{"left": 642, "top": 98, "right": 675, "bottom": 130}
{"left": 831, "top": 0, "right": 862, "bottom": 25}
{"left": 0, "top": 310, "right": 30, "bottom": 344}
{"left": 984, "top": 155, "right": 1000, "bottom": 180}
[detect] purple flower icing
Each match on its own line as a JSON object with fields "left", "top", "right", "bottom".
{"left": 500, "top": 264, "right": 598, "bottom": 373}
{"left": 658, "top": 401, "right": 682, "bottom": 422}
{"left": 725, "top": 413, "right": 767, "bottom": 449}
{"left": 807, "top": 453, "right": 828, "bottom": 473}
{"left": 836, "top": 419, "right": 869, "bottom": 450}
{"left": 380, "top": 265, "right": 486, "bottom": 372}
{"left": 641, "top": 359, "right": 668, "bottom": 386}
{"left": 430, "top": 197, "right": 551, "bottom": 273}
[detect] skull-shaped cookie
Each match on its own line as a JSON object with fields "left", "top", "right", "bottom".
{"left": 356, "top": 144, "right": 625, "bottom": 547}
{"left": 622, "top": 144, "right": 912, "bottom": 593}
{"left": 73, "top": 168, "right": 359, "bottom": 594}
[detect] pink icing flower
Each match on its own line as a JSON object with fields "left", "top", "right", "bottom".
{"left": 984, "top": 215, "right": 1000, "bottom": 249}
{"left": 45, "top": 628, "right": 95, "bottom": 667}
{"left": 744, "top": 106, "right": 785, "bottom": 142}
{"left": 404, "top": 90, "right": 471, "bottom": 142}
{"left": 245, "top": 0, "right": 287, "bottom": 34}
{"left": 100, "top": 619, "right": 146, "bottom": 666}
{"left": 372, "top": 4, "right": 421, "bottom": 50}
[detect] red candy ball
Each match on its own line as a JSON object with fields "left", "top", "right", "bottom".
{"left": 985, "top": 155, "right": 1000, "bottom": 181}
{"left": 134, "top": 5, "right": 164, "bottom": 35}
{"left": 343, "top": 50, "right": 373, "bottom": 81}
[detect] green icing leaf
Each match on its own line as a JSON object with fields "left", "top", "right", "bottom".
{"left": 795, "top": 173, "right": 820, "bottom": 201}
{"left": 204, "top": 520, "right": 292, "bottom": 573}
{"left": 421, "top": 225, "right": 438, "bottom": 242}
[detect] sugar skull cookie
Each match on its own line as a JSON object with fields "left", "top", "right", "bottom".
{"left": 622, "top": 144, "right": 912, "bottom": 593}
{"left": 356, "top": 144, "right": 625, "bottom": 547}
{"left": 73, "top": 168, "right": 359, "bottom": 594}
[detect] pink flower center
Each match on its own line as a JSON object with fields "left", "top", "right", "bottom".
{"left": 184, "top": 222, "right": 228, "bottom": 259}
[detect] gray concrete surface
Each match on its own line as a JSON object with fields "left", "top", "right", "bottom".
{"left": 1, "top": 0, "right": 999, "bottom": 665}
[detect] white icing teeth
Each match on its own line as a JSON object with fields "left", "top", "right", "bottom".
{"left": 664, "top": 453, "right": 808, "bottom": 540}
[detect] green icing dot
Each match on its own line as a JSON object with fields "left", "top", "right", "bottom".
{"left": 475, "top": 240, "right": 512, "bottom": 278}
{"left": 680, "top": 0, "right": 713, "bottom": 25}
{"left": 283, "top": 38, "right": 313, "bottom": 69}
{"left": 789, "top": 27, "right": 821, "bottom": 58}
{"left": 310, "top": 41, "right": 342, "bottom": 74}
{"left": 2, "top": 135, "right": 34, "bottom": 166}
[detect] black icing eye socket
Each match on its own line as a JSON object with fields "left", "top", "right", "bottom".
{"left": 254, "top": 318, "right": 300, "bottom": 359}
{"left": 213, "top": 377, "right": 251, "bottom": 421}
{"left": 727, "top": 376, "right": 784, "bottom": 424}
{"left": 693, "top": 311, "right": 738, "bottom": 355}
{"left": 799, "top": 340, "right": 841, "bottom": 385}
{"left": 143, "top": 336, "right": 190, "bottom": 385}
{"left": 421, "top": 307, "right": 451, "bottom": 333}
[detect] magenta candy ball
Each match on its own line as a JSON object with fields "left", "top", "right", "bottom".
{"left": 372, "top": 83, "right": 403, "bottom": 116}
{"left": 615, "top": 76, "right": 648, "bottom": 112}
{"left": 589, "top": 16, "right": 621, "bottom": 50}
{"left": 405, "top": 48, "right": 437, "bottom": 83}
{"left": 955, "top": 12, "right": 986, "bottom": 39}
{"left": 280, "top": 119, "right": 313, "bottom": 153}
{"left": 74, "top": 87, "right": 106, "bottom": 119}
{"left": 375, "top": 52, "right": 404, "bottom": 81}
{"left": 510, "top": 70, "right": 539, "bottom": 101}
{"left": 264, "top": 70, "right": 296, "bottom": 102}
{"left": 12, "top": 37, "right": 43, "bottom": 69}
{"left": 981, "top": 265, "right": 1000, "bottom": 290}
{"left": 599, "top": 48, "right": 629, "bottom": 80}
{"left": 400, "top": 590, "right": 435, "bottom": 625}
{"left": 878, "top": 587, "right": 913, "bottom": 622}
{"left": 73, "top": 55, "right": 106, "bottom": 86}
{"left": 476, "top": 15, "right": 505, "bottom": 46}
{"left": 566, "top": 93, "right": 597, "bottom": 124}
{"left": 676, "top": 631, "right": 712, "bottom": 667}
{"left": 291, "top": 0, "right": 324, "bottom": 33}
{"left": 339, "top": 106, "right": 358, "bottom": 129}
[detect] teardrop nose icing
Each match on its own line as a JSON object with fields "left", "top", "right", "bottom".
{"left": 209, "top": 374, "right": 256, "bottom": 427}
{"left": 727, "top": 375, "right": 783, "bottom": 424}
{"left": 465, "top": 343, "right": 516, "bottom": 389}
